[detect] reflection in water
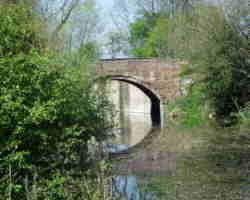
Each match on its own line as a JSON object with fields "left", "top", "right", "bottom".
{"left": 109, "top": 126, "right": 250, "bottom": 200}
{"left": 111, "top": 173, "right": 177, "bottom": 200}
{"left": 112, "top": 176, "right": 139, "bottom": 200}
{"left": 119, "top": 81, "right": 131, "bottom": 145}
{"left": 109, "top": 81, "right": 151, "bottom": 149}
{"left": 106, "top": 81, "right": 250, "bottom": 199}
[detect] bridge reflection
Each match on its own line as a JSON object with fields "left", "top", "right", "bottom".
{"left": 109, "top": 75, "right": 161, "bottom": 127}
{"left": 109, "top": 80, "right": 153, "bottom": 149}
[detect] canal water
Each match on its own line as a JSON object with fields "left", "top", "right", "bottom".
{"left": 107, "top": 80, "right": 152, "bottom": 152}
{"left": 107, "top": 81, "right": 250, "bottom": 200}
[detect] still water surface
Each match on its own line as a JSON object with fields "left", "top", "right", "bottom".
{"left": 108, "top": 81, "right": 250, "bottom": 200}
{"left": 108, "top": 81, "right": 151, "bottom": 152}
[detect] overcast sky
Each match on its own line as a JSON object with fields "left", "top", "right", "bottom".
{"left": 96, "top": 0, "right": 121, "bottom": 58}
{"left": 98, "top": 0, "right": 114, "bottom": 25}
{"left": 98, "top": 0, "right": 114, "bottom": 10}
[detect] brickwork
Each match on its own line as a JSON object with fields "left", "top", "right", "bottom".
{"left": 97, "top": 58, "right": 184, "bottom": 103}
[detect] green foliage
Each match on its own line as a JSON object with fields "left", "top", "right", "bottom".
{"left": 235, "top": 102, "right": 250, "bottom": 131}
{"left": 78, "top": 42, "right": 100, "bottom": 61}
{"left": 129, "top": 4, "right": 250, "bottom": 126}
{"left": 0, "top": 3, "right": 45, "bottom": 57}
{"left": 162, "top": 5, "right": 250, "bottom": 126}
{"left": 143, "top": 17, "right": 171, "bottom": 57}
{"left": 182, "top": 6, "right": 250, "bottom": 123}
{"left": 179, "top": 88, "right": 205, "bottom": 128}
{"left": 167, "top": 85, "right": 206, "bottom": 128}
{"left": 57, "top": 41, "right": 99, "bottom": 75}
{"left": 143, "top": 16, "right": 184, "bottom": 58}
{"left": 128, "top": 12, "right": 192, "bottom": 58}
{"left": 0, "top": 3, "right": 113, "bottom": 199}
{"left": 0, "top": 49, "right": 113, "bottom": 200}
{"left": 129, "top": 13, "right": 161, "bottom": 57}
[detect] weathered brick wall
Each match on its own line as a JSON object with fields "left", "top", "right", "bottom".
{"left": 97, "top": 58, "right": 184, "bottom": 103}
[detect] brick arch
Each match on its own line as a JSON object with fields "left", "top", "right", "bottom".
{"left": 106, "top": 74, "right": 161, "bottom": 127}
{"left": 96, "top": 58, "right": 183, "bottom": 103}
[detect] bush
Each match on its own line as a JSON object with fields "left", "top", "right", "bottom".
{"left": 0, "top": 3, "right": 114, "bottom": 199}
{"left": 180, "top": 6, "right": 250, "bottom": 124}
{"left": 0, "top": 3, "right": 45, "bottom": 57}
{"left": 235, "top": 102, "right": 250, "bottom": 131}
{"left": 128, "top": 13, "right": 162, "bottom": 57}
{"left": 167, "top": 85, "right": 206, "bottom": 128}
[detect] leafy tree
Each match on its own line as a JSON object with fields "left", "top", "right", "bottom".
{"left": 129, "top": 13, "right": 162, "bottom": 57}
{"left": 127, "top": 0, "right": 197, "bottom": 58}
{"left": 142, "top": 16, "right": 186, "bottom": 58}
{"left": 128, "top": 13, "right": 186, "bottom": 58}
{"left": 0, "top": 2, "right": 45, "bottom": 57}
{"left": 128, "top": 1, "right": 250, "bottom": 125}
{"left": 0, "top": 3, "right": 113, "bottom": 199}
{"left": 180, "top": 6, "right": 250, "bottom": 123}
{"left": 109, "top": 0, "right": 196, "bottom": 58}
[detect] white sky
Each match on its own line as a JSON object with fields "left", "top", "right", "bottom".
{"left": 96, "top": 0, "right": 117, "bottom": 36}
{"left": 96, "top": 0, "right": 122, "bottom": 58}
{"left": 97, "top": 0, "right": 114, "bottom": 23}
{"left": 98, "top": 0, "right": 114, "bottom": 10}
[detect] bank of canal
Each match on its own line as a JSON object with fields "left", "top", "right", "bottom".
{"left": 107, "top": 80, "right": 250, "bottom": 200}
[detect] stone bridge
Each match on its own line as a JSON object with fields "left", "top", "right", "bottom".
{"left": 96, "top": 58, "right": 185, "bottom": 127}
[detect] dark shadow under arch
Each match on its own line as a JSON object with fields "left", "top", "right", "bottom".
{"left": 107, "top": 75, "right": 161, "bottom": 127}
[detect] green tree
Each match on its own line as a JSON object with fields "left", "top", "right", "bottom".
{"left": 110, "top": 0, "right": 196, "bottom": 58}
{"left": 180, "top": 6, "right": 250, "bottom": 123}
{"left": 0, "top": 3, "right": 113, "bottom": 199}
{"left": 0, "top": 2, "right": 45, "bottom": 57}
{"left": 127, "top": 0, "right": 196, "bottom": 58}
{"left": 129, "top": 13, "right": 162, "bottom": 57}
{"left": 128, "top": 14, "right": 184, "bottom": 58}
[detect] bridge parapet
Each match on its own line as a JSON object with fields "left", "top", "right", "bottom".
{"left": 97, "top": 58, "right": 185, "bottom": 103}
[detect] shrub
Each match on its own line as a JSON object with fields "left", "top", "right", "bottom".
{"left": 0, "top": 3, "right": 45, "bottom": 57}
{"left": 167, "top": 85, "right": 206, "bottom": 128}
{"left": 0, "top": 3, "right": 114, "bottom": 199}
{"left": 180, "top": 6, "right": 250, "bottom": 124}
{"left": 235, "top": 102, "right": 250, "bottom": 131}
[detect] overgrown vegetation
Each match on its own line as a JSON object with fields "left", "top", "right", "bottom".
{"left": 167, "top": 85, "right": 207, "bottom": 128}
{"left": 1, "top": 0, "right": 249, "bottom": 198}
{"left": 0, "top": 2, "right": 113, "bottom": 199}
{"left": 127, "top": 1, "right": 250, "bottom": 127}
{"left": 182, "top": 6, "right": 250, "bottom": 125}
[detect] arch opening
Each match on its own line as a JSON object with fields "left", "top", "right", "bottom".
{"left": 107, "top": 75, "right": 161, "bottom": 128}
